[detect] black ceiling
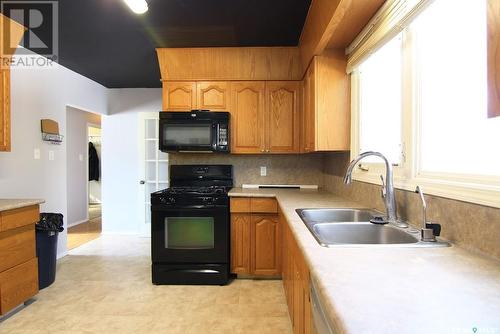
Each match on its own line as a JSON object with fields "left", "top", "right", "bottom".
{"left": 6, "top": 0, "right": 312, "bottom": 88}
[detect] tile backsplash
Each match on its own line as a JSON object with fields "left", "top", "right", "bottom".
{"left": 322, "top": 152, "right": 500, "bottom": 261}
{"left": 169, "top": 153, "right": 324, "bottom": 187}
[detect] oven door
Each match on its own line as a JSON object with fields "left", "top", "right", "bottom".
{"left": 159, "top": 119, "right": 216, "bottom": 152}
{"left": 151, "top": 205, "right": 228, "bottom": 264}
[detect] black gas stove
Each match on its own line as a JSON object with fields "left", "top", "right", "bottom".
{"left": 151, "top": 165, "right": 233, "bottom": 285}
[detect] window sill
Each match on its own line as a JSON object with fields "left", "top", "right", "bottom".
{"left": 352, "top": 172, "right": 500, "bottom": 209}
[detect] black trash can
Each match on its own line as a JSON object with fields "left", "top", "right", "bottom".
{"left": 36, "top": 213, "right": 64, "bottom": 290}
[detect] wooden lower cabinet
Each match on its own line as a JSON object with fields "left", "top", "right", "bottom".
{"left": 251, "top": 214, "right": 280, "bottom": 276}
{"left": 281, "top": 207, "right": 312, "bottom": 334}
{"left": 230, "top": 197, "right": 280, "bottom": 276}
{"left": 230, "top": 213, "right": 251, "bottom": 274}
{"left": 0, "top": 205, "right": 40, "bottom": 315}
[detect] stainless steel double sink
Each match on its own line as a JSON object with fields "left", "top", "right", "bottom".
{"left": 296, "top": 208, "right": 449, "bottom": 248}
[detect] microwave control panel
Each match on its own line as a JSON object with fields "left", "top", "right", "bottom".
{"left": 218, "top": 124, "right": 228, "bottom": 146}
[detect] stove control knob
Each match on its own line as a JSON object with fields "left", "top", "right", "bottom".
{"left": 161, "top": 197, "right": 175, "bottom": 204}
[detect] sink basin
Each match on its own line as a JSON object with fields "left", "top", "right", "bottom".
{"left": 313, "top": 223, "right": 418, "bottom": 245}
{"left": 297, "top": 208, "right": 380, "bottom": 223}
{"left": 296, "top": 208, "right": 450, "bottom": 248}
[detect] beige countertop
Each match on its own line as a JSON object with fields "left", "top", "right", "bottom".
{"left": 0, "top": 199, "right": 45, "bottom": 212}
{"left": 229, "top": 187, "right": 500, "bottom": 333}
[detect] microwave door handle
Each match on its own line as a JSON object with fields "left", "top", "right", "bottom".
{"left": 216, "top": 123, "right": 220, "bottom": 149}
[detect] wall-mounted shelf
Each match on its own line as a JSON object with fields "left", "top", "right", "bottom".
{"left": 41, "top": 119, "right": 63, "bottom": 144}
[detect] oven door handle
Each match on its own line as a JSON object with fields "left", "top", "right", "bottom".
{"left": 153, "top": 205, "right": 221, "bottom": 210}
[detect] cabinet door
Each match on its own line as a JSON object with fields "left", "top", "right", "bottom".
{"left": 0, "top": 68, "right": 10, "bottom": 152}
{"left": 162, "top": 82, "right": 196, "bottom": 111}
{"left": 251, "top": 214, "right": 280, "bottom": 276}
{"left": 230, "top": 213, "right": 251, "bottom": 274}
{"left": 0, "top": 258, "right": 38, "bottom": 315}
{"left": 266, "top": 81, "right": 300, "bottom": 153}
{"left": 303, "top": 62, "right": 316, "bottom": 152}
{"left": 230, "top": 82, "right": 265, "bottom": 153}
{"left": 196, "top": 82, "right": 229, "bottom": 111}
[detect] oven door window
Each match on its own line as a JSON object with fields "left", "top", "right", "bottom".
{"left": 163, "top": 123, "right": 213, "bottom": 147}
{"left": 164, "top": 217, "right": 215, "bottom": 249}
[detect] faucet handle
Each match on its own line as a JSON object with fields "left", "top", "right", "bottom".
{"left": 379, "top": 175, "right": 386, "bottom": 198}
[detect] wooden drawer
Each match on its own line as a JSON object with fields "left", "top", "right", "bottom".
{"left": 0, "top": 258, "right": 38, "bottom": 315}
{"left": 250, "top": 198, "right": 277, "bottom": 213}
{"left": 0, "top": 225, "right": 36, "bottom": 272}
{"left": 0, "top": 205, "right": 39, "bottom": 232}
{"left": 230, "top": 198, "right": 251, "bottom": 213}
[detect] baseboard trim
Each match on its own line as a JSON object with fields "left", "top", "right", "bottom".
{"left": 57, "top": 251, "right": 68, "bottom": 259}
{"left": 67, "top": 219, "right": 87, "bottom": 228}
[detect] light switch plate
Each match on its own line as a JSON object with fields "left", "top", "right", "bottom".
{"left": 48, "top": 150, "right": 55, "bottom": 161}
{"left": 260, "top": 166, "right": 267, "bottom": 176}
{"left": 34, "top": 148, "right": 40, "bottom": 160}
{"left": 79, "top": 154, "right": 83, "bottom": 162}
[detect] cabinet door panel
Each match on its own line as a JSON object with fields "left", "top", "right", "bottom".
{"left": 0, "top": 258, "right": 38, "bottom": 315}
{"left": 251, "top": 214, "right": 280, "bottom": 276}
{"left": 196, "top": 82, "right": 229, "bottom": 111}
{"left": 303, "top": 63, "right": 316, "bottom": 152}
{"left": 0, "top": 68, "right": 10, "bottom": 152}
{"left": 266, "top": 82, "right": 300, "bottom": 153}
{"left": 230, "top": 213, "right": 251, "bottom": 274}
{"left": 230, "top": 82, "right": 265, "bottom": 153}
{"left": 162, "top": 82, "right": 196, "bottom": 111}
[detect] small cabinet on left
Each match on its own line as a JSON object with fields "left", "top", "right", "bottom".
{"left": 0, "top": 14, "right": 26, "bottom": 152}
{"left": 0, "top": 204, "right": 40, "bottom": 315}
{"left": 162, "top": 81, "right": 230, "bottom": 112}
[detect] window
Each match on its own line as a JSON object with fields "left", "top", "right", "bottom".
{"left": 350, "top": 0, "right": 500, "bottom": 207}
{"left": 358, "top": 34, "right": 403, "bottom": 164}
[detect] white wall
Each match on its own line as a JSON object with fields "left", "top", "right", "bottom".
{"left": 102, "top": 88, "right": 161, "bottom": 234}
{"left": 0, "top": 49, "right": 107, "bottom": 257}
{"left": 66, "top": 106, "right": 101, "bottom": 227}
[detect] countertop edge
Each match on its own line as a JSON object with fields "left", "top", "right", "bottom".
{"left": 0, "top": 199, "right": 45, "bottom": 212}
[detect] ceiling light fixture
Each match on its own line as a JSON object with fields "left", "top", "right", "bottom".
{"left": 123, "top": 0, "right": 148, "bottom": 14}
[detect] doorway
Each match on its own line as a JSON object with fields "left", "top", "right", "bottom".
{"left": 66, "top": 116, "right": 103, "bottom": 250}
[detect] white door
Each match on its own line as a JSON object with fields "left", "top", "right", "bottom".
{"left": 138, "top": 112, "right": 169, "bottom": 237}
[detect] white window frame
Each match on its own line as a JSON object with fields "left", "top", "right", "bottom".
{"left": 350, "top": 22, "right": 500, "bottom": 209}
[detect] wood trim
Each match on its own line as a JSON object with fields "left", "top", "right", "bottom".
{"left": 488, "top": 0, "right": 500, "bottom": 118}
{"left": 230, "top": 198, "right": 251, "bottom": 213}
{"left": 0, "top": 205, "right": 39, "bottom": 232}
{"left": 299, "top": 0, "right": 384, "bottom": 74}
{"left": 156, "top": 47, "right": 302, "bottom": 81}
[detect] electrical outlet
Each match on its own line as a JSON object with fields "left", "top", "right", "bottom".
{"left": 48, "top": 150, "right": 55, "bottom": 161}
{"left": 260, "top": 166, "right": 267, "bottom": 176}
{"left": 34, "top": 148, "right": 40, "bottom": 160}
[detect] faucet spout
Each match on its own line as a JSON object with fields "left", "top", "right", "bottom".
{"left": 344, "top": 151, "right": 406, "bottom": 227}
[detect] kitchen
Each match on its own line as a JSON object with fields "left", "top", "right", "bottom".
{"left": 0, "top": 0, "right": 499, "bottom": 333}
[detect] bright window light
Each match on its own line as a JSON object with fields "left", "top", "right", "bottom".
{"left": 358, "top": 34, "right": 403, "bottom": 164}
{"left": 414, "top": 0, "right": 500, "bottom": 176}
{"left": 123, "top": 0, "right": 148, "bottom": 14}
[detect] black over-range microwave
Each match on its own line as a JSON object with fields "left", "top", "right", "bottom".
{"left": 159, "top": 110, "right": 230, "bottom": 153}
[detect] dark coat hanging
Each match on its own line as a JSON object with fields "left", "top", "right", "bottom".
{"left": 89, "top": 142, "right": 100, "bottom": 181}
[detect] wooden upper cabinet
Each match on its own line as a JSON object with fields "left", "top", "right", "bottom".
{"left": 196, "top": 81, "right": 229, "bottom": 111}
{"left": 162, "top": 81, "right": 196, "bottom": 111}
{"left": 302, "top": 64, "right": 316, "bottom": 153}
{"left": 230, "top": 82, "right": 265, "bottom": 153}
{"left": 488, "top": 0, "right": 500, "bottom": 118}
{"left": 301, "top": 53, "right": 350, "bottom": 152}
{"left": 251, "top": 214, "right": 280, "bottom": 276}
{"left": 0, "top": 68, "right": 10, "bottom": 152}
{"left": 266, "top": 82, "right": 300, "bottom": 153}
